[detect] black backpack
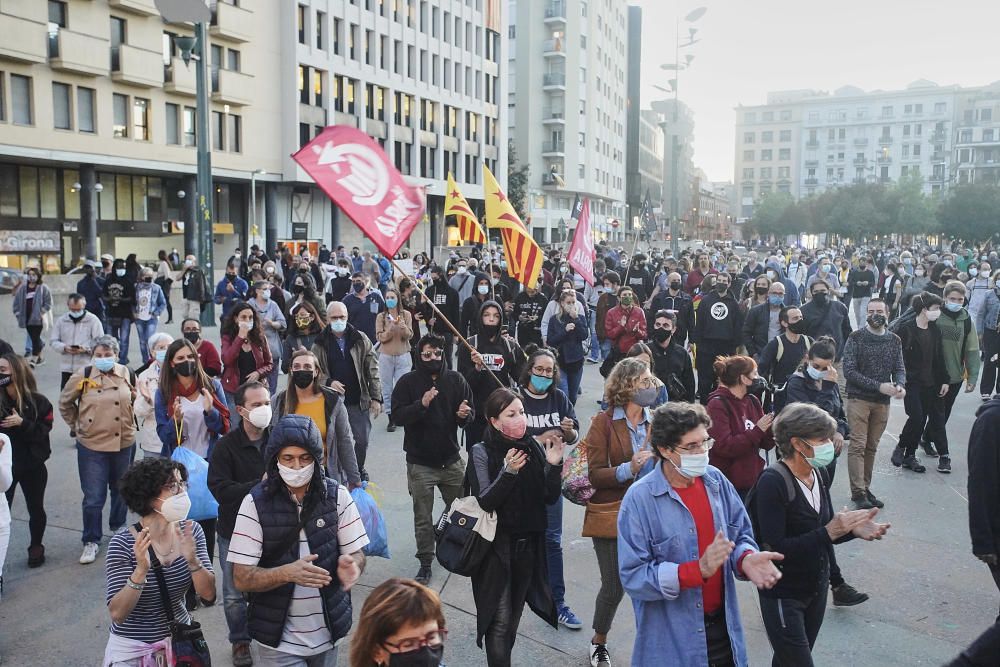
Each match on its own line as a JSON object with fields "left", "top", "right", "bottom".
{"left": 745, "top": 460, "right": 796, "bottom": 549}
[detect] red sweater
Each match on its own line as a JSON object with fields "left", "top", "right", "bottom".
{"left": 195, "top": 339, "right": 223, "bottom": 378}
{"left": 676, "top": 478, "right": 723, "bottom": 613}
{"left": 604, "top": 304, "right": 647, "bottom": 353}
{"left": 706, "top": 386, "right": 776, "bottom": 492}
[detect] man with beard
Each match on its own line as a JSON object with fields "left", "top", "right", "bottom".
{"left": 513, "top": 277, "right": 550, "bottom": 349}
{"left": 648, "top": 311, "right": 695, "bottom": 402}
{"left": 693, "top": 272, "right": 743, "bottom": 403}
{"left": 391, "top": 333, "right": 474, "bottom": 585}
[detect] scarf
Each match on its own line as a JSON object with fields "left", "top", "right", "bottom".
{"left": 167, "top": 379, "right": 230, "bottom": 436}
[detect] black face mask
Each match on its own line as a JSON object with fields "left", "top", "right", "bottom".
{"left": 480, "top": 323, "right": 500, "bottom": 339}
{"left": 292, "top": 283, "right": 305, "bottom": 294}
{"left": 754, "top": 286, "right": 768, "bottom": 295}
{"left": 867, "top": 313, "right": 887, "bottom": 329}
{"left": 812, "top": 292, "right": 828, "bottom": 305}
{"left": 387, "top": 644, "right": 444, "bottom": 667}
{"left": 226, "top": 274, "right": 237, "bottom": 282}
{"left": 174, "top": 360, "right": 197, "bottom": 377}
{"left": 652, "top": 328, "right": 672, "bottom": 344}
{"left": 291, "top": 370, "right": 315, "bottom": 389}
{"left": 419, "top": 358, "right": 444, "bottom": 375}
{"left": 183, "top": 331, "right": 200, "bottom": 344}
{"left": 749, "top": 377, "right": 767, "bottom": 393}
{"left": 669, "top": 281, "right": 682, "bottom": 291}
{"left": 0, "top": 373, "right": 11, "bottom": 388}
{"left": 143, "top": 277, "right": 153, "bottom": 283}
{"left": 715, "top": 284, "right": 729, "bottom": 295}
{"left": 787, "top": 320, "right": 808, "bottom": 334}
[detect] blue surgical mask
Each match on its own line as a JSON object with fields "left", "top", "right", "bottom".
{"left": 530, "top": 374, "right": 553, "bottom": 392}
{"left": 945, "top": 302, "right": 962, "bottom": 312}
{"left": 155, "top": 350, "right": 167, "bottom": 364}
{"left": 804, "top": 441, "right": 836, "bottom": 469}
{"left": 477, "top": 285, "right": 490, "bottom": 295}
{"left": 331, "top": 320, "right": 347, "bottom": 333}
{"left": 768, "top": 295, "right": 784, "bottom": 307}
{"left": 806, "top": 364, "right": 828, "bottom": 380}
{"left": 93, "top": 356, "right": 116, "bottom": 372}
{"left": 115, "top": 269, "right": 126, "bottom": 277}
{"left": 385, "top": 298, "right": 398, "bottom": 309}
{"left": 668, "top": 450, "right": 709, "bottom": 478}
{"left": 69, "top": 309, "right": 86, "bottom": 319}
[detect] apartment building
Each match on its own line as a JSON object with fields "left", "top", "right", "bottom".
{"left": 508, "top": 0, "right": 628, "bottom": 244}
{"left": 0, "top": 0, "right": 282, "bottom": 271}
{"left": 652, "top": 97, "right": 695, "bottom": 233}
{"left": 688, "top": 175, "right": 733, "bottom": 242}
{"left": 953, "top": 81, "right": 1000, "bottom": 186}
{"left": 285, "top": 0, "right": 506, "bottom": 253}
{"left": 735, "top": 81, "right": 961, "bottom": 218}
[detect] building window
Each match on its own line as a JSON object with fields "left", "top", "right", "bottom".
{"left": 52, "top": 82, "right": 71, "bottom": 130}
{"left": 76, "top": 86, "right": 95, "bottom": 133}
{"left": 110, "top": 16, "right": 127, "bottom": 71}
{"left": 780, "top": 109, "right": 792, "bottom": 121}
{"left": 227, "top": 49, "right": 240, "bottom": 72}
{"left": 133, "top": 97, "right": 149, "bottom": 141}
{"left": 743, "top": 149, "right": 754, "bottom": 161}
{"left": 934, "top": 102, "right": 946, "bottom": 114}
{"left": 780, "top": 129, "right": 791, "bottom": 142}
{"left": 313, "top": 70, "right": 324, "bottom": 107}
{"left": 11, "top": 74, "right": 32, "bottom": 125}
{"left": 778, "top": 166, "right": 790, "bottom": 179}
{"left": 316, "top": 10, "right": 325, "bottom": 49}
{"left": 913, "top": 143, "right": 921, "bottom": 157}
{"left": 212, "top": 110, "right": 225, "bottom": 150}
{"left": 297, "top": 4, "right": 306, "bottom": 43}
{"left": 113, "top": 93, "right": 128, "bottom": 137}
{"left": 744, "top": 112, "right": 756, "bottom": 123}
{"left": 182, "top": 106, "right": 196, "bottom": 146}
{"left": 779, "top": 148, "right": 790, "bottom": 160}
{"left": 881, "top": 105, "right": 893, "bottom": 118}
{"left": 761, "top": 149, "right": 772, "bottom": 161}
{"left": 981, "top": 108, "right": 994, "bottom": 121}
{"left": 165, "top": 102, "right": 180, "bottom": 144}
{"left": 761, "top": 131, "right": 773, "bottom": 142}
{"left": 227, "top": 114, "right": 241, "bottom": 153}
{"left": 744, "top": 132, "right": 754, "bottom": 144}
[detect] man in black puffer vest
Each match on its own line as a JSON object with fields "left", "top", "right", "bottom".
{"left": 229, "top": 414, "right": 369, "bottom": 665}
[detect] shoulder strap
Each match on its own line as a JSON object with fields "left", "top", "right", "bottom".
{"left": 772, "top": 461, "right": 797, "bottom": 502}
{"left": 775, "top": 336, "right": 784, "bottom": 363}
{"left": 133, "top": 521, "right": 177, "bottom": 629}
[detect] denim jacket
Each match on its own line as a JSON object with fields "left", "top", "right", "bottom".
{"left": 617, "top": 465, "right": 758, "bottom": 667}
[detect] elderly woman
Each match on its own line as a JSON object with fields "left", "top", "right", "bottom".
{"left": 102, "top": 457, "right": 215, "bottom": 667}
{"left": 59, "top": 335, "right": 137, "bottom": 566}
{"left": 755, "top": 403, "right": 890, "bottom": 666}
{"left": 582, "top": 358, "right": 660, "bottom": 667}
{"left": 133, "top": 333, "right": 174, "bottom": 457}
{"left": 349, "top": 577, "right": 448, "bottom": 667}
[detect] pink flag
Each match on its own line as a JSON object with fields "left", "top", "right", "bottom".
{"left": 567, "top": 198, "right": 595, "bottom": 286}
{"left": 291, "top": 126, "right": 425, "bottom": 258}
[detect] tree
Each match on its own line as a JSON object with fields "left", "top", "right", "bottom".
{"left": 887, "top": 172, "right": 938, "bottom": 236}
{"left": 748, "top": 191, "right": 796, "bottom": 240}
{"left": 938, "top": 184, "right": 1000, "bottom": 244}
{"left": 507, "top": 140, "right": 529, "bottom": 220}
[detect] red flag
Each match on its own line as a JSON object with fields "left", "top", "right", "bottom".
{"left": 567, "top": 198, "right": 595, "bottom": 286}
{"left": 291, "top": 126, "right": 425, "bottom": 258}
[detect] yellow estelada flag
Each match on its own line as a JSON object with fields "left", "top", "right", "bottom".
{"left": 445, "top": 172, "right": 487, "bottom": 244}
{"left": 483, "top": 162, "right": 542, "bottom": 287}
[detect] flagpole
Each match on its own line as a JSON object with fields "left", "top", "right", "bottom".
{"left": 622, "top": 219, "right": 643, "bottom": 289}
{"left": 388, "top": 257, "right": 505, "bottom": 390}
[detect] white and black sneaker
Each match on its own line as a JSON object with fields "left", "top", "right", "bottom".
{"left": 590, "top": 643, "right": 612, "bottom": 667}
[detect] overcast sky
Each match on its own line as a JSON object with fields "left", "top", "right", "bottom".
{"left": 634, "top": 0, "right": 1000, "bottom": 182}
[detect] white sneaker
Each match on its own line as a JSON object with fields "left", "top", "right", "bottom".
{"left": 80, "top": 542, "right": 100, "bottom": 564}
{"left": 590, "top": 643, "right": 612, "bottom": 667}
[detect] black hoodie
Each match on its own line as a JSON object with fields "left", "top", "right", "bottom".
{"left": 391, "top": 363, "right": 474, "bottom": 467}
{"left": 103, "top": 260, "right": 135, "bottom": 320}
{"left": 968, "top": 398, "right": 1000, "bottom": 556}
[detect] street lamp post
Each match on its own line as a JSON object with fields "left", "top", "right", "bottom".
{"left": 250, "top": 168, "right": 266, "bottom": 250}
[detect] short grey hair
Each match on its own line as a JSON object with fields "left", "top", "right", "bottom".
{"left": 773, "top": 403, "right": 837, "bottom": 459}
{"left": 147, "top": 332, "right": 174, "bottom": 352}
{"left": 92, "top": 334, "right": 120, "bottom": 355}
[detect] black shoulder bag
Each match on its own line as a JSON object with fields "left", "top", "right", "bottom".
{"left": 136, "top": 522, "right": 213, "bottom": 666}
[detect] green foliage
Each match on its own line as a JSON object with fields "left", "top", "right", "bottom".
{"left": 507, "top": 140, "right": 529, "bottom": 220}
{"left": 747, "top": 191, "right": 796, "bottom": 239}
{"left": 937, "top": 184, "right": 1000, "bottom": 244}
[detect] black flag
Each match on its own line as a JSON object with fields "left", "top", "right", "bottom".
{"left": 641, "top": 192, "right": 657, "bottom": 235}
{"left": 570, "top": 193, "right": 584, "bottom": 221}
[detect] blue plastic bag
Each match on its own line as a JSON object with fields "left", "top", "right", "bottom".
{"left": 171, "top": 446, "right": 219, "bottom": 521}
{"left": 351, "top": 482, "right": 390, "bottom": 558}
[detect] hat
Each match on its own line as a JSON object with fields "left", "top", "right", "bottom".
{"left": 100, "top": 253, "right": 114, "bottom": 262}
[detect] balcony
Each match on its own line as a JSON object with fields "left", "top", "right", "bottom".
{"left": 931, "top": 130, "right": 947, "bottom": 143}
{"left": 542, "top": 140, "right": 566, "bottom": 155}
{"left": 542, "top": 109, "right": 566, "bottom": 124}
{"left": 804, "top": 160, "right": 818, "bottom": 168}
{"left": 853, "top": 157, "right": 867, "bottom": 166}
{"left": 543, "top": 72, "right": 566, "bottom": 89}
{"left": 931, "top": 152, "right": 946, "bottom": 162}
{"left": 49, "top": 29, "right": 107, "bottom": 76}
{"left": 164, "top": 56, "right": 197, "bottom": 96}
{"left": 806, "top": 140, "right": 819, "bottom": 149}
{"left": 212, "top": 68, "right": 253, "bottom": 106}
{"left": 545, "top": 1, "right": 567, "bottom": 23}
{"left": 108, "top": 0, "right": 159, "bottom": 16}
{"left": 878, "top": 136, "right": 893, "bottom": 146}
{"left": 854, "top": 137, "right": 868, "bottom": 147}
{"left": 805, "top": 177, "right": 819, "bottom": 185}
{"left": 542, "top": 39, "right": 566, "bottom": 57}
{"left": 112, "top": 45, "right": 162, "bottom": 87}
{"left": 0, "top": 12, "right": 47, "bottom": 63}
{"left": 877, "top": 155, "right": 892, "bottom": 164}
{"left": 210, "top": 1, "right": 252, "bottom": 43}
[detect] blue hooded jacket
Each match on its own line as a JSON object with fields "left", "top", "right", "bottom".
{"left": 765, "top": 261, "right": 800, "bottom": 306}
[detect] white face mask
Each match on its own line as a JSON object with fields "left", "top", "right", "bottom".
{"left": 246, "top": 404, "right": 272, "bottom": 430}
{"left": 667, "top": 450, "right": 709, "bottom": 478}
{"left": 926, "top": 309, "right": 942, "bottom": 322}
{"left": 157, "top": 492, "right": 192, "bottom": 523}
{"left": 278, "top": 461, "right": 315, "bottom": 488}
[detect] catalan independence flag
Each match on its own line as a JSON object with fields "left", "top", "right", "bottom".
{"left": 445, "top": 172, "right": 487, "bottom": 245}
{"left": 483, "top": 162, "right": 542, "bottom": 288}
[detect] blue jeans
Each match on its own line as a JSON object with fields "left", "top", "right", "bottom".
{"left": 216, "top": 534, "right": 251, "bottom": 643}
{"left": 545, "top": 495, "right": 566, "bottom": 608}
{"left": 76, "top": 443, "right": 134, "bottom": 544}
{"left": 587, "top": 310, "right": 602, "bottom": 361}
{"left": 110, "top": 317, "right": 132, "bottom": 364}
{"left": 225, "top": 391, "right": 242, "bottom": 430}
{"left": 134, "top": 317, "right": 158, "bottom": 364}
{"left": 558, "top": 362, "right": 583, "bottom": 406}
{"left": 600, "top": 339, "right": 612, "bottom": 360}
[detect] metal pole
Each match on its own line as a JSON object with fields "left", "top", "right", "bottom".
{"left": 250, "top": 171, "right": 257, "bottom": 250}
{"left": 195, "top": 22, "right": 215, "bottom": 327}
{"left": 80, "top": 164, "right": 98, "bottom": 260}
{"left": 670, "top": 17, "right": 681, "bottom": 259}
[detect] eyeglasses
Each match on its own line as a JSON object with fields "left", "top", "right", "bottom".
{"left": 637, "top": 376, "right": 656, "bottom": 389}
{"left": 383, "top": 629, "right": 448, "bottom": 653}
{"left": 164, "top": 481, "right": 189, "bottom": 494}
{"left": 678, "top": 438, "right": 714, "bottom": 453}
{"left": 531, "top": 366, "right": 555, "bottom": 377}
{"left": 420, "top": 350, "right": 444, "bottom": 360}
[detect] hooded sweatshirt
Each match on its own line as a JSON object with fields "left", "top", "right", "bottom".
{"left": 706, "top": 385, "right": 775, "bottom": 492}
{"left": 936, "top": 306, "right": 980, "bottom": 385}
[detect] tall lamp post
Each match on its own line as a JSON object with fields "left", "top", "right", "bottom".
{"left": 657, "top": 6, "right": 706, "bottom": 258}
{"left": 250, "top": 168, "right": 266, "bottom": 250}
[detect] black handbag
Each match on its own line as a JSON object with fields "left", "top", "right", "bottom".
{"left": 434, "top": 496, "right": 497, "bottom": 576}
{"left": 138, "top": 522, "right": 212, "bottom": 667}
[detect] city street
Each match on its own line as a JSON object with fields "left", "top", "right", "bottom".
{"left": 0, "top": 306, "right": 995, "bottom": 666}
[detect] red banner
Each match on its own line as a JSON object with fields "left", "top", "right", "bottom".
{"left": 567, "top": 198, "right": 595, "bottom": 286}
{"left": 292, "top": 126, "right": 425, "bottom": 258}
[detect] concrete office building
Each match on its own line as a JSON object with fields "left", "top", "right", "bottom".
{"left": 953, "top": 81, "right": 1000, "bottom": 186}
{"left": 283, "top": 0, "right": 507, "bottom": 255}
{"left": 508, "top": 0, "right": 628, "bottom": 244}
{"left": 653, "top": 97, "right": 695, "bottom": 237}
{"left": 0, "top": 0, "right": 283, "bottom": 271}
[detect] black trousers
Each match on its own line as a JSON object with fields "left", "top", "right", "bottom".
{"left": 759, "top": 584, "right": 829, "bottom": 667}
{"left": 696, "top": 341, "right": 736, "bottom": 404}
{"left": 484, "top": 536, "right": 537, "bottom": 667}
{"left": 6, "top": 465, "right": 48, "bottom": 547}
{"left": 899, "top": 383, "right": 949, "bottom": 456}
{"left": 944, "top": 564, "right": 1000, "bottom": 666}
{"left": 25, "top": 325, "right": 44, "bottom": 356}
{"left": 980, "top": 330, "right": 1000, "bottom": 396}
{"left": 705, "top": 610, "right": 736, "bottom": 667}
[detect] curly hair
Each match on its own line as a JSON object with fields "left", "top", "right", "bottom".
{"left": 118, "top": 457, "right": 188, "bottom": 516}
{"left": 221, "top": 301, "right": 267, "bottom": 348}
{"left": 604, "top": 357, "right": 650, "bottom": 407}
{"left": 518, "top": 345, "right": 561, "bottom": 390}
{"left": 649, "top": 402, "right": 712, "bottom": 456}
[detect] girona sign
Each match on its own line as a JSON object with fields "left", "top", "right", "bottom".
{"left": 293, "top": 126, "right": 425, "bottom": 257}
